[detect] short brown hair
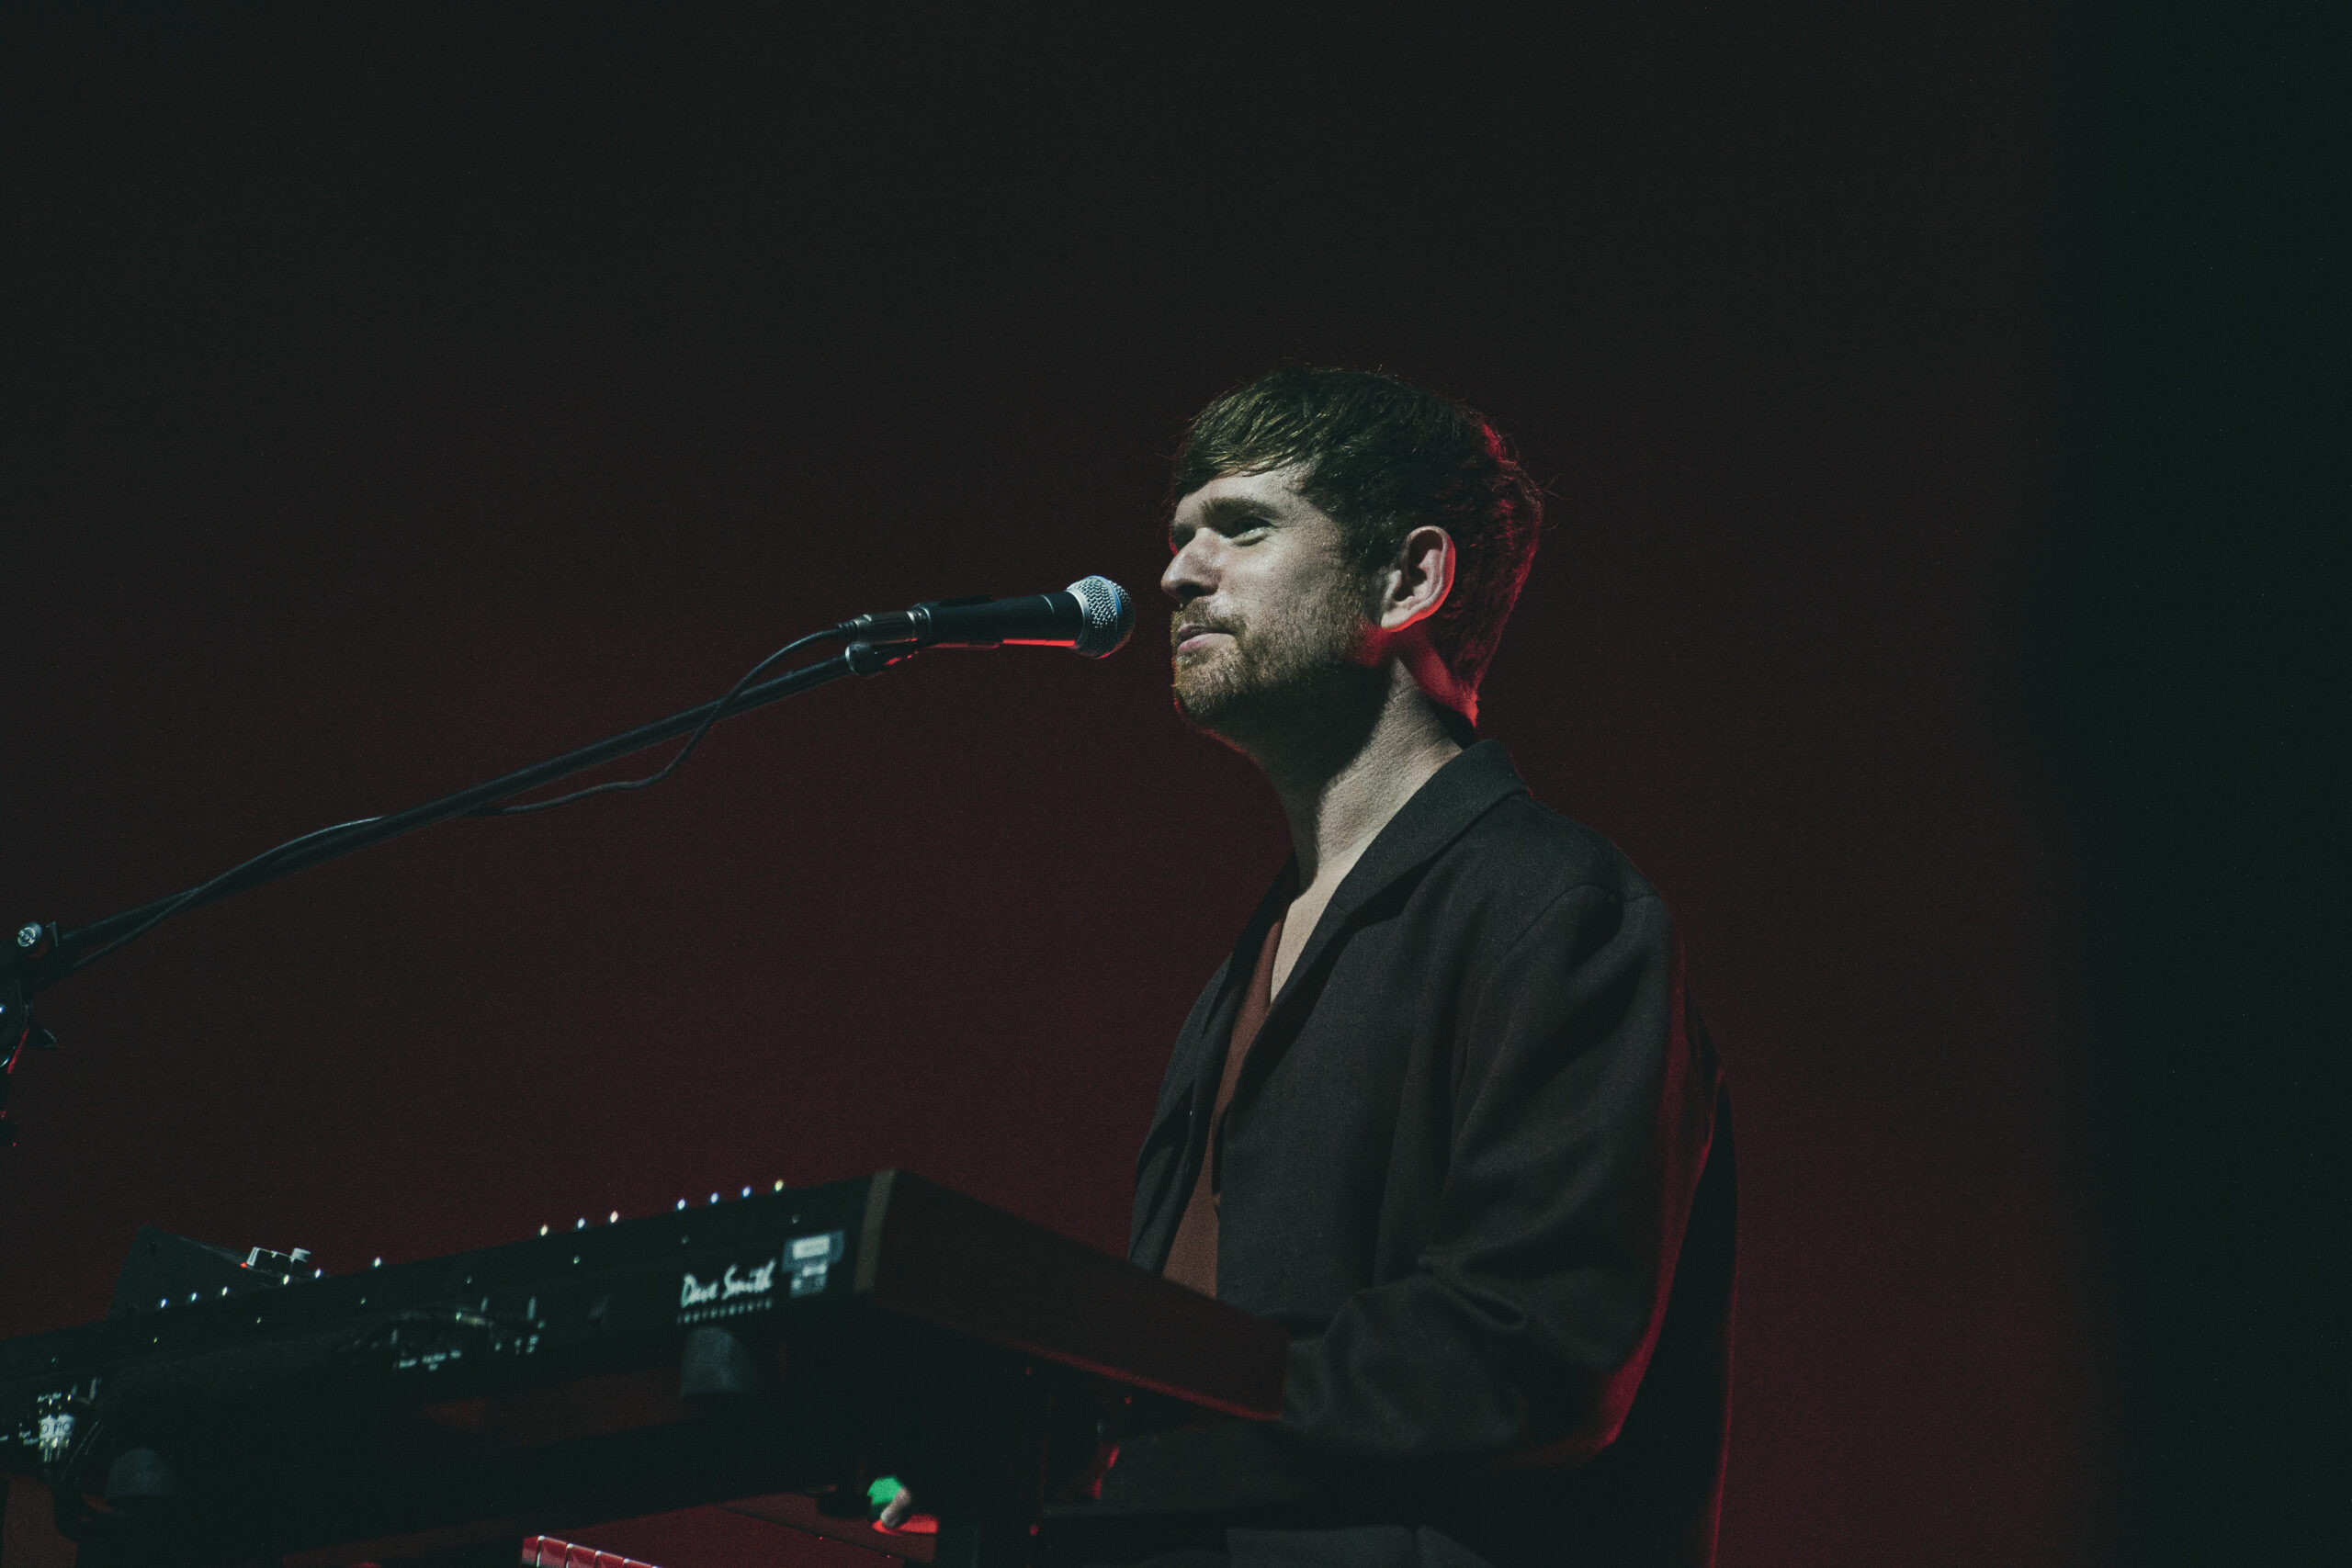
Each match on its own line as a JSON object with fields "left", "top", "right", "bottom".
{"left": 1170, "top": 366, "right": 1543, "bottom": 700}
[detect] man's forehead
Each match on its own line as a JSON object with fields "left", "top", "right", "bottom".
{"left": 1171, "top": 464, "right": 1317, "bottom": 526}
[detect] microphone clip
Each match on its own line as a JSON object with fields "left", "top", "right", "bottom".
{"left": 843, "top": 640, "right": 917, "bottom": 676}
{"left": 835, "top": 595, "right": 994, "bottom": 649}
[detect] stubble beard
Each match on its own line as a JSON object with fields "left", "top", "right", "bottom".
{"left": 1171, "top": 573, "right": 1385, "bottom": 761}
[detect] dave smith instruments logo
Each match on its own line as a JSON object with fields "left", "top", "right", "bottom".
{"left": 674, "top": 1231, "right": 842, "bottom": 1323}
{"left": 679, "top": 1258, "right": 777, "bottom": 1309}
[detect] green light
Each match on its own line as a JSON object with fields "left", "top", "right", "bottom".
{"left": 865, "top": 1474, "right": 903, "bottom": 1516}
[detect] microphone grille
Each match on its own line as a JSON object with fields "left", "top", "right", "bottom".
{"left": 1065, "top": 576, "right": 1136, "bottom": 658}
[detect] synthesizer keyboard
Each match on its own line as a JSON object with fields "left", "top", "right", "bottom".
{"left": 0, "top": 1170, "right": 1284, "bottom": 1567}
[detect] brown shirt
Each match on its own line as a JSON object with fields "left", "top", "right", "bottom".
{"left": 1159, "top": 915, "right": 1284, "bottom": 1297}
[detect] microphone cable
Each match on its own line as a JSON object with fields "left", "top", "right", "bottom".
{"left": 468, "top": 627, "right": 841, "bottom": 817}
{"left": 63, "top": 626, "right": 849, "bottom": 975}
{"left": 65, "top": 812, "right": 390, "bottom": 976}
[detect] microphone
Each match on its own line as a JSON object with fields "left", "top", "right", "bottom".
{"left": 837, "top": 576, "right": 1135, "bottom": 658}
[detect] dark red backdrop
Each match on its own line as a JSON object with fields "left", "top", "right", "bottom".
{"left": 3, "top": 6, "right": 2117, "bottom": 1563}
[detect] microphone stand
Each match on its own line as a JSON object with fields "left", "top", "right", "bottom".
{"left": 0, "top": 638, "right": 910, "bottom": 1144}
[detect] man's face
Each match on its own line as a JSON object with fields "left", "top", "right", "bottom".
{"left": 1161, "top": 464, "right": 1376, "bottom": 745}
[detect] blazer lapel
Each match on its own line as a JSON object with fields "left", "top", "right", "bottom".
{"left": 1130, "top": 863, "right": 1297, "bottom": 1259}
{"left": 1226, "top": 741, "right": 1531, "bottom": 1111}
{"left": 1131, "top": 744, "right": 1531, "bottom": 1265}
{"left": 1186, "top": 866, "right": 1296, "bottom": 1112}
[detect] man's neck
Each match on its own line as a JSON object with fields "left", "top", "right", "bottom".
{"left": 1261, "top": 661, "right": 1464, "bottom": 895}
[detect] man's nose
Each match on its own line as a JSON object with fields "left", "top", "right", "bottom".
{"left": 1161, "top": 540, "right": 1216, "bottom": 604}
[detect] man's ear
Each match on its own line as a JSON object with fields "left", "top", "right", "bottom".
{"left": 1378, "top": 525, "right": 1455, "bottom": 633}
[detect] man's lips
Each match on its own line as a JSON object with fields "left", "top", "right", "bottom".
{"left": 1172, "top": 625, "right": 1231, "bottom": 656}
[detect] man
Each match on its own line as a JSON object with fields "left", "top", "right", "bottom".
{"left": 1050, "top": 367, "right": 1736, "bottom": 1568}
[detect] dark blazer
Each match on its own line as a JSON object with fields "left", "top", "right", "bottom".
{"left": 1081, "top": 743, "right": 1734, "bottom": 1568}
